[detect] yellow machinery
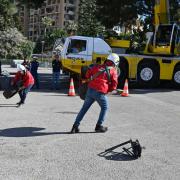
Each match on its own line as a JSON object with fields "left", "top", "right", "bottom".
{"left": 119, "top": 0, "right": 180, "bottom": 88}
{"left": 106, "top": 38, "right": 130, "bottom": 52}
{"left": 144, "top": 0, "right": 180, "bottom": 56}
{"left": 53, "top": 0, "right": 180, "bottom": 87}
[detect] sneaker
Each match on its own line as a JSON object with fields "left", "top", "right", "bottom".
{"left": 16, "top": 101, "right": 24, "bottom": 107}
{"left": 70, "top": 125, "right": 80, "bottom": 133}
{"left": 95, "top": 125, "right": 108, "bottom": 133}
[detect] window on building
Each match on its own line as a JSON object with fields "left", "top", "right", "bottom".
{"left": 69, "top": 0, "right": 74, "bottom": 4}
{"left": 56, "top": 5, "right": 59, "bottom": 12}
{"left": 29, "top": 31, "right": 33, "bottom": 36}
{"left": 46, "top": 7, "right": 53, "bottom": 13}
{"left": 41, "top": 9, "right": 45, "bottom": 14}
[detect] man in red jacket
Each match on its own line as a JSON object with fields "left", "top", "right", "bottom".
{"left": 71, "top": 53, "right": 119, "bottom": 133}
{"left": 12, "top": 64, "right": 34, "bottom": 107}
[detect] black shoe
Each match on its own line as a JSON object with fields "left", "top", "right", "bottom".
{"left": 16, "top": 101, "right": 24, "bottom": 107}
{"left": 70, "top": 125, "right": 80, "bottom": 133}
{"left": 95, "top": 125, "right": 108, "bottom": 133}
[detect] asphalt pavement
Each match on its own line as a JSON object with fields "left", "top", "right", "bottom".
{"left": 0, "top": 66, "right": 180, "bottom": 180}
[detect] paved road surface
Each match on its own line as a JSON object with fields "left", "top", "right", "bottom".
{"left": 0, "top": 66, "right": 179, "bottom": 180}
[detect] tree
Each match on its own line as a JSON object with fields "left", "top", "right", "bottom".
{"left": 20, "top": 41, "right": 34, "bottom": 59}
{"left": 96, "top": 0, "right": 180, "bottom": 31}
{"left": 169, "top": 0, "right": 180, "bottom": 23}
{"left": 78, "top": 0, "right": 104, "bottom": 36}
{"left": 0, "top": 28, "right": 27, "bottom": 58}
{"left": 96, "top": 0, "right": 138, "bottom": 29}
{"left": 0, "top": 0, "right": 17, "bottom": 30}
{"left": 0, "top": 0, "right": 35, "bottom": 59}
{"left": 65, "top": 21, "right": 78, "bottom": 36}
{"left": 42, "top": 16, "right": 54, "bottom": 38}
{"left": 45, "top": 28, "right": 67, "bottom": 51}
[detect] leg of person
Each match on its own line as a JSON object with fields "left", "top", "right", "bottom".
{"left": 17, "top": 90, "right": 23, "bottom": 105}
{"left": 52, "top": 72, "right": 56, "bottom": 89}
{"left": 55, "top": 72, "right": 60, "bottom": 90}
{"left": 95, "top": 93, "right": 108, "bottom": 132}
{"left": 71, "top": 89, "right": 95, "bottom": 133}
{"left": 57, "top": 72, "right": 60, "bottom": 88}
{"left": 19, "top": 84, "right": 33, "bottom": 106}
{"left": 35, "top": 74, "right": 39, "bottom": 89}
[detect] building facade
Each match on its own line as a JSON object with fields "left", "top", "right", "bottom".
{"left": 16, "top": 0, "right": 79, "bottom": 41}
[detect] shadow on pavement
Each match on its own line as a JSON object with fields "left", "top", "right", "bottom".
{"left": 0, "top": 127, "right": 69, "bottom": 137}
{"left": 98, "top": 151, "right": 136, "bottom": 161}
{"left": 0, "top": 104, "right": 18, "bottom": 107}
{"left": 0, "top": 127, "right": 99, "bottom": 137}
{"left": 55, "top": 111, "right": 78, "bottom": 114}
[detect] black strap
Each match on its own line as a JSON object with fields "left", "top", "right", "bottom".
{"left": 90, "top": 69, "right": 105, "bottom": 80}
{"left": 83, "top": 66, "right": 112, "bottom": 83}
{"left": 105, "top": 66, "right": 112, "bottom": 83}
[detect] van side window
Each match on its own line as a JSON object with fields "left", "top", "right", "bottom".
{"left": 69, "top": 40, "right": 87, "bottom": 54}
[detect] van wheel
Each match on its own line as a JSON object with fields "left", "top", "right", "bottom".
{"left": 137, "top": 62, "right": 159, "bottom": 87}
{"left": 173, "top": 65, "right": 180, "bottom": 87}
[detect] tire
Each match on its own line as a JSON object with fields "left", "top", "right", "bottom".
{"left": 81, "top": 66, "right": 89, "bottom": 79}
{"left": 137, "top": 62, "right": 159, "bottom": 88}
{"left": 172, "top": 65, "right": 180, "bottom": 88}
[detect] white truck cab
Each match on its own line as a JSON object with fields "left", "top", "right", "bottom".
{"left": 60, "top": 36, "right": 112, "bottom": 74}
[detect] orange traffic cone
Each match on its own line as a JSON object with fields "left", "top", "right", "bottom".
{"left": 121, "top": 79, "right": 129, "bottom": 97}
{"left": 68, "top": 78, "right": 76, "bottom": 96}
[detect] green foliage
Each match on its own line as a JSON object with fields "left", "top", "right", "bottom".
{"left": 45, "top": 28, "right": 67, "bottom": 51}
{"left": 65, "top": 21, "right": 78, "bottom": 35}
{"left": 33, "top": 38, "right": 43, "bottom": 54}
{"left": 42, "top": 16, "right": 55, "bottom": 38}
{"left": 42, "top": 16, "right": 54, "bottom": 27}
{"left": 20, "top": 41, "right": 35, "bottom": 59}
{"left": 0, "top": 28, "right": 27, "bottom": 58}
{"left": 96, "top": 0, "right": 138, "bottom": 29}
{"left": 0, "top": 0, "right": 17, "bottom": 30}
{"left": 169, "top": 0, "right": 180, "bottom": 23}
{"left": 33, "top": 28, "right": 67, "bottom": 53}
{"left": 78, "top": 0, "right": 104, "bottom": 36}
{"left": 96, "top": 0, "right": 180, "bottom": 31}
{"left": 127, "top": 29, "right": 147, "bottom": 53}
{"left": 0, "top": 0, "right": 35, "bottom": 59}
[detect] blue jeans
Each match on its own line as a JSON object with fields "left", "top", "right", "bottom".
{"left": 52, "top": 72, "right": 60, "bottom": 89}
{"left": 18, "top": 84, "right": 33, "bottom": 103}
{"left": 74, "top": 88, "right": 108, "bottom": 126}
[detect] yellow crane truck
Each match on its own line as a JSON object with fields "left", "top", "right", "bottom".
{"left": 118, "top": 0, "right": 180, "bottom": 87}
{"left": 53, "top": 0, "right": 180, "bottom": 87}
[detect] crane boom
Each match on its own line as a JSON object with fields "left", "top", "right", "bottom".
{"left": 154, "top": 0, "right": 170, "bottom": 25}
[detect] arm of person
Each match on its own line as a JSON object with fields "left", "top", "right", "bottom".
{"left": 108, "top": 68, "right": 118, "bottom": 92}
{"left": 11, "top": 72, "right": 20, "bottom": 86}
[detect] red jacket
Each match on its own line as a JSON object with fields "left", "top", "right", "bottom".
{"left": 86, "top": 62, "right": 118, "bottom": 94}
{"left": 13, "top": 71, "right": 34, "bottom": 88}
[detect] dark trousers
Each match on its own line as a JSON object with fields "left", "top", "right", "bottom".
{"left": 31, "top": 73, "right": 39, "bottom": 89}
{"left": 18, "top": 84, "right": 33, "bottom": 103}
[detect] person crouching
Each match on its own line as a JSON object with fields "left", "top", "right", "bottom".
{"left": 11, "top": 64, "right": 34, "bottom": 107}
